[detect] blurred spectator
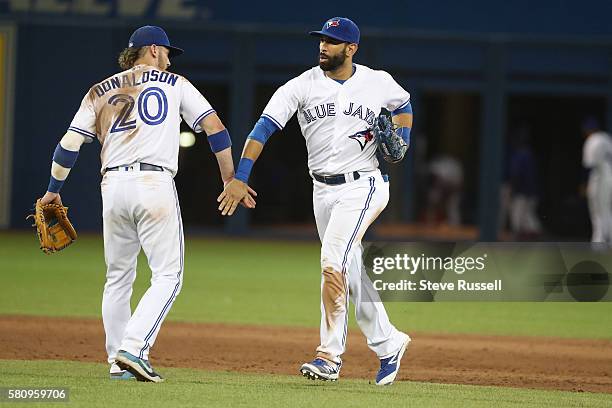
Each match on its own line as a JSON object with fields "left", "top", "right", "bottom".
{"left": 425, "top": 155, "right": 463, "bottom": 225}
{"left": 508, "top": 127, "right": 542, "bottom": 239}
{"left": 581, "top": 117, "right": 612, "bottom": 243}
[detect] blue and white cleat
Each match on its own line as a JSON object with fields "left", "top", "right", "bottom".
{"left": 109, "top": 362, "right": 135, "bottom": 380}
{"left": 115, "top": 350, "right": 164, "bottom": 383}
{"left": 375, "top": 334, "right": 411, "bottom": 385}
{"left": 300, "top": 358, "right": 341, "bottom": 382}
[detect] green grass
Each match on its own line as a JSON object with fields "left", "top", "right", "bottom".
{"left": 0, "top": 360, "right": 609, "bottom": 408}
{"left": 1, "top": 231, "right": 611, "bottom": 338}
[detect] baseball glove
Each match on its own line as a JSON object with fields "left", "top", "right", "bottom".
{"left": 27, "top": 199, "right": 77, "bottom": 254}
{"left": 373, "top": 114, "right": 408, "bottom": 163}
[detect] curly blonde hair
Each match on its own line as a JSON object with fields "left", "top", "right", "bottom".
{"left": 117, "top": 47, "right": 147, "bottom": 70}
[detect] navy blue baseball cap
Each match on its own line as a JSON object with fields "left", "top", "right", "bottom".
{"left": 309, "top": 17, "right": 360, "bottom": 44}
{"left": 128, "top": 26, "right": 184, "bottom": 57}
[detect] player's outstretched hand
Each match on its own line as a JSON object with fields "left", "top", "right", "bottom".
{"left": 242, "top": 185, "right": 258, "bottom": 209}
{"left": 218, "top": 179, "right": 251, "bottom": 216}
{"left": 40, "top": 191, "right": 62, "bottom": 206}
{"left": 222, "top": 179, "right": 257, "bottom": 209}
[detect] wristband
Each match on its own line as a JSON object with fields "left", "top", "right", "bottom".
{"left": 235, "top": 158, "right": 254, "bottom": 183}
{"left": 208, "top": 129, "right": 232, "bottom": 153}
{"left": 47, "top": 176, "right": 65, "bottom": 193}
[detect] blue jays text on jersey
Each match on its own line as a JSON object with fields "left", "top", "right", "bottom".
{"left": 94, "top": 69, "right": 179, "bottom": 98}
{"left": 302, "top": 102, "right": 377, "bottom": 127}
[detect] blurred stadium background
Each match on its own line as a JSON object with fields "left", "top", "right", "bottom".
{"left": 1, "top": 0, "right": 612, "bottom": 241}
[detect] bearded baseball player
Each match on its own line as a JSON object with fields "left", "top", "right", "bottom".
{"left": 218, "top": 17, "right": 412, "bottom": 385}
{"left": 38, "top": 25, "right": 255, "bottom": 382}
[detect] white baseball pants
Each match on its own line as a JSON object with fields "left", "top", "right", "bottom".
{"left": 313, "top": 170, "right": 406, "bottom": 361}
{"left": 101, "top": 169, "right": 184, "bottom": 363}
{"left": 587, "top": 173, "right": 612, "bottom": 243}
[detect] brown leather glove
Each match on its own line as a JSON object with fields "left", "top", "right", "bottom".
{"left": 27, "top": 199, "right": 77, "bottom": 254}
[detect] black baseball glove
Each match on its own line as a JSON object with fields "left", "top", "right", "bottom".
{"left": 373, "top": 115, "right": 408, "bottom": 163}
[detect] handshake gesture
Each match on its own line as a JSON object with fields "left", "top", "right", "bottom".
{"left": 218, "top": 178, "right": 257, "bottom": 216}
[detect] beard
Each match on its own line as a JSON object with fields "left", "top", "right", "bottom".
{"left": 157, "top": 53, "right": 169, "bottom": 71}
{"left": 319, "top": 51, "right": 346, "bottom": 71}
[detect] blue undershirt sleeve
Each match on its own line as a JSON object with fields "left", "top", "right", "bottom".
{"left": 396, "top": 127, "right": 411, "bottom": 146}
{"left": 391, "top": 101, "right": 413, "bottom": 116}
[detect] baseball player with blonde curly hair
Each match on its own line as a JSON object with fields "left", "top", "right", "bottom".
{"left": 38, "top": 25, "right": 255, "bottom": 382}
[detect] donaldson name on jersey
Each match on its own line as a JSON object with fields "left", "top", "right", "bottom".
{"left": 68, "top": 64, "right": 214, "bottom": 175}
{"left": 93, "top": 69, "right": 180, "bottom": 98}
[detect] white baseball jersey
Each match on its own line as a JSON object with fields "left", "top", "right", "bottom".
{"left": 261, "top": 64, "right": 410, "bottom": 175}
{"left": 69, "top": 64, "right": 214, "bottom": 175}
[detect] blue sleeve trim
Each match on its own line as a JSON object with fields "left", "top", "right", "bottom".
{"left": 53, "top": 143, "right": 79, "bottom": 168}
{"left": 47, "top": 175, "right": 65, "bottom": 193}
{"left": 397, "top": 127, "right": 411, "bottom": 146}
{"left": 392, "top": 101, "right": 412, "bottom": 116}
{"left": 68, "top": 126, "right": 96, "bottom": 139}
{"left": 208, "top": 129, "right": 232, "bottom": 153}
{"left": 247, "top": 116, "right": 280, "bottom": 144}
{"left": 261, "top": 113, "right": 284, "bottom": 130}
{"left": 235, "top": 157, "right": 254, "bottom": 183}
{"left": 192, "top": 109, "right": 216, "bottom": 132}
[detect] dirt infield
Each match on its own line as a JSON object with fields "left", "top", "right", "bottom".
{"left": 1, "top": 315, "right": 611, "bottom": 393}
